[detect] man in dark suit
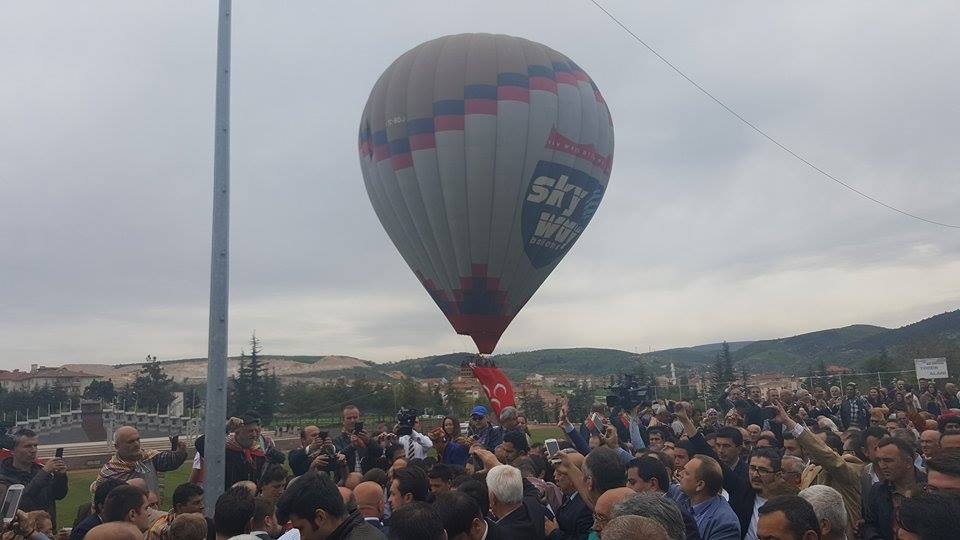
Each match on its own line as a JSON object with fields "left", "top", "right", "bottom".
{"left": 435, "top": 490, "right": 505, "bottom": 540}
{"left": 546, "top": 464, "right": 593, "bottom": 539}
{"left": 488, "top": 464, "right": 546, "bottom": 538}
{"left": 354, "top": 481, "right": 388, "bottom": 534}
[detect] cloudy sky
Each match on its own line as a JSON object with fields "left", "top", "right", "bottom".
{"left": 2, "top": 1, "right": 959, "bottom": 369}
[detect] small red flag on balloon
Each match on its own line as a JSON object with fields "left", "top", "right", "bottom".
{"left": 471, "top": 366, "right": 516, "bottom": 417}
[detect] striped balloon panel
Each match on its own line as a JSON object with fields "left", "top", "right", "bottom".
{"left": 358, "top": 33, "right": 614, "bottom": 353}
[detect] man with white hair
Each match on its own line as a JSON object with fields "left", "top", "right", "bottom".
{"left": 486, "top": 464, "right": 545, "bottom": 538}
{"left": 798, "top": 485, "right": 847, "bottom": 540}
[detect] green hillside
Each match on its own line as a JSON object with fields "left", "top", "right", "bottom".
{"left": 732, "top": 324, "right": 889, "bottom": 372}
{"left": 639, "top": 341, "right": 754, "bottom": 370}
{"left": 380, "top": 348, "right": 644, "bottom": 380}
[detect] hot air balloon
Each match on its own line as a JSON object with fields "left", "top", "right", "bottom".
{"left": 358, "top": 33, "right": 614, "bottom": 354}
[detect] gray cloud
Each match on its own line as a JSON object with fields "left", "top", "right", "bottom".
{"left": 1, "top": 1, "right": 958, "bottom": 368}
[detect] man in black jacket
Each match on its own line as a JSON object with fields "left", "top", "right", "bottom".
{"left": 277, "top": 471, "right": 383, "bottom": 540}
{"left": 435, "top": 490, "right": 504, "bottom": 540}
{"left": 289, "top": 425, "right": 321, "bottom": 476}
{"left": 223, "top": 412, "right": 285, "bottom": 489}
{"left": 488, "top": 464, "right": 546, "bottom": 539}
{"left": 862, "top": 437, "right": 925, "bottom": 540}
{"left": 546, "top": 463, "right": 593, "bottom": 539}
{"left": 0, "top": 429, "right": 68, "bottom": 528}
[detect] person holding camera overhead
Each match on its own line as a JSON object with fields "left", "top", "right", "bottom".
{"left": 334, "top": 405, "right": 381, "bottom": 474}
{"left": 396, "top": 411, "right": 432, "bottom": 460}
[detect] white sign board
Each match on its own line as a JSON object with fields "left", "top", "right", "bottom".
{"left": 914, "top": 358, "right": 949, "bottom": 379}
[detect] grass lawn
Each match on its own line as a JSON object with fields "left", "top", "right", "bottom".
{"left": 57, "top": 465, "right": 193, "bottom": 526}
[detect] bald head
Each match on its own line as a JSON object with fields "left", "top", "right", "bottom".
{"left": 114, "top": 426, "right": 142, "bottom": 460}
{"left": 921, "top": 430, "right": 942, "bottom": 457}
{"left": 126, "top": 478, "right": 148, "bottom": 492}
{"left": 232, "top": 480, "right": 258, "bottom": 496}
{"left": 85, "top": 522, "right": 143, "bottom": 540}
{"left": 355, "top": 481, "right": 384, "bottom": 505}
{"left": 594, "top": 487, "right": 636, "bottom": 533}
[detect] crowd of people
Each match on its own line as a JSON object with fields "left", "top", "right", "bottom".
{"left": 2, "top": 377, "right": 960, "bottom": 540}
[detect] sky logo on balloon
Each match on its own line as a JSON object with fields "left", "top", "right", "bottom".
{"left": 522, "top": 160, "right": 605, "bottom": 268}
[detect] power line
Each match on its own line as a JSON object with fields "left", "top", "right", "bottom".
{"left": 588, "top": 0, "right": 960, "bottom": 229}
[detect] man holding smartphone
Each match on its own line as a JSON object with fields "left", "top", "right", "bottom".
{"left": 0, "top": 429, "right": 68, "bottom": 529}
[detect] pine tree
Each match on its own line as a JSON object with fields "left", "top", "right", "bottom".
{"left": 231, "top": 332, "right": 269, "bottom": 419}
{"left": 720, "top": 341, "right": 735, "bottom": 383}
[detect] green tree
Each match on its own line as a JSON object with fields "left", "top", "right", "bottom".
{"left": 442, "top": 382, "right": 470, "bottom": 418}
{"left": 567, "top": 381, "right": 595, "bottom": 422}
{"left": 863, "top": 349, "right": 893, "bottom": 376}
{"left": 83, "top": 379, "right": 117, "bottom": 402}
{"left": 522, "top": 390, "right": 547, "bottom": 423}
{"left": 231, "top": 332, "right": 272, "bottom": 420}
{"left": 120, "top": 357, "right": 175, "bottom": 411}
{"left": 282, "top": 381, "right": 319, "bottom": 416}
{"left": 720, "top": 342, "right": 735, "bottom": 383}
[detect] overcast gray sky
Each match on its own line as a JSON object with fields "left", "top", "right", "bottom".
{"left": 2, "top": 1, "right": 959, "bottom": 369}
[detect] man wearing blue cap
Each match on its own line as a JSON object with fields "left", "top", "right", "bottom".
{"left": 468, "top": 406, "right": 504, "bottom": 452}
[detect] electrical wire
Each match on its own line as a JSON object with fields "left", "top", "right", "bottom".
{"left": 588, "top": 0, "right": 960, "bottom": 229}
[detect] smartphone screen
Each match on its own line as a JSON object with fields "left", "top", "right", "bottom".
{"left": 55, "top": 447, "right": 64, "bottom": 459}
{"left": 2, "top": 484, "right": 24, "bottom": 524}
{"left": 589, "top": 413, "right": 603, "bottom": 436}
{"left": 354, "top": 421, "right": 364, "bottom": 434}
{"left": 544, "top": 438, "right": 560, "bottom": 457}
{"left": 170, "top": 436, "right": 179, "bottom": 450}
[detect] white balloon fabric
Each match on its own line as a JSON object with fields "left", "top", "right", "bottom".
{"left": 358, "top": 33, "right": 614, "bottom": 354}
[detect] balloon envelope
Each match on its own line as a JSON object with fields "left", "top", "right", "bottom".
{"left": 358, "top": 33, "right": 614, "bottom": 354}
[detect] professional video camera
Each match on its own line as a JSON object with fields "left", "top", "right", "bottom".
{"left": 606, "top": 374, "right": 652, "bottom": 411}
{"left": 396, "top": 407, "right": 423, "bottom": 437}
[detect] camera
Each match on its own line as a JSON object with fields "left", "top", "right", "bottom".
{"left": 605, "top": 374, "right": 652, "bottom": 411}
{"left": 396, "top": 407, "right": 423, "bottom": 437}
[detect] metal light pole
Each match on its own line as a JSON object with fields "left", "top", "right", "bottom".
{"left": 203, "top": 0, "right": 232, "bottom": 516}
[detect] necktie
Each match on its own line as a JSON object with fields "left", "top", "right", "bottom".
{"left": 407, "top": 435, "right": 416, "bottom": 460}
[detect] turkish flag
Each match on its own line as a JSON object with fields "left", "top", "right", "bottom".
{"left": 471, "top": 366, "right": 516, "bottom": 417}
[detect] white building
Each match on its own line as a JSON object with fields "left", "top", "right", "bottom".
{"left": 0, "top": 365, "right": 99, "bottom": 395}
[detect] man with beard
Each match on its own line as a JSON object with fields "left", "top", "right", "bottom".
{"left": 744, "top": 448, "right": 783, "bottom": 540}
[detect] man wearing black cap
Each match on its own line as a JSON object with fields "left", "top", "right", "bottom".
{"left": 839, "top": 383, "right": 870, "bottom": 430}
{"left": 223, "top": 411, "right": 285, "bottom": 489}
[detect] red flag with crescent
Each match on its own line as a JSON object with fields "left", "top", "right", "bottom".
{"left": 471, "top": 366, "right": 516, "bottom": 417}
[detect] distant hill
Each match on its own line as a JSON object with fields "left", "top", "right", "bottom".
{"left": 731, "top": 325, "right": 889, "bottom": 373}
{"left": 722, "top": 310, "right": 960, "bottom": 374}
{"left": 61, "top": 309, "right": 960, "bottom": 381}
{"left": 639, "top": 341, "right": 754, "bottom": 371}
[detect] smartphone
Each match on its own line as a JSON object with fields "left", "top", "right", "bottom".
{"left": 1, "top": 483, "right": 24, "bottom": 524}
{"left": 318, "top": 430, "right": 329, "bottom": 441}
{"left": 170, "top": 436, "right": 179, "bottom": 451}
{"left": 353, "top": 421, "right": 364, "bottom": 435}
{"left": 55, "top": 447, "right": 64, "bottom": 459}
{"left": 589, "top": 413, "right": 604, "bottom": 436}
{"left": 544, "top": 438, "right": 560, "bottom": 459}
